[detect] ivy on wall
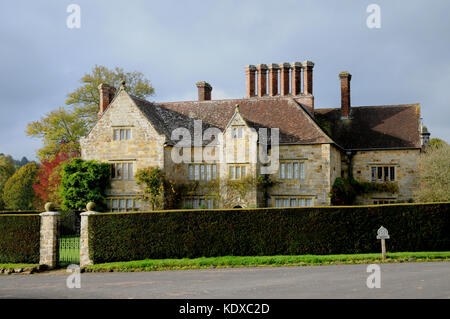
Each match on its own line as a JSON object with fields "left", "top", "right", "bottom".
{"left": 330, "top": 177, "right": 399, "bottom": 205}
{"left": 136, "top": 165, "right": 277, "bottom": 209}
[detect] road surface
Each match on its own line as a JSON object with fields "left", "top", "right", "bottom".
{"left": 0, "top": 262, "right": 448, "bottom": 299}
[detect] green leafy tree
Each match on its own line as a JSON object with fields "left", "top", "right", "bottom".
{"left": 0, "top": 156, "right": 17, "bottom": 209}
{"left": 26, "top": 65, "right": 154, "bottom": 160}
{"left": 26, "top": 108, "right": 86, "bottom": 160}
{"left": 66, "top": 65, "right": 154, "bottom": 131}
{"left": 60, "top": 158, "right": 111, "bottom": 211}
{"left": 2, "top": 162, "right": 39, "bottom": 210}
{"left": 135, "top": 166, "right": 167, "bottom": 210}
{"left": 414, "top": 143, "right": 450, "bottom": 202}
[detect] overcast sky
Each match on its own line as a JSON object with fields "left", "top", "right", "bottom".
{"left": 1, "top": 0, "right": 449, "bottom": 160}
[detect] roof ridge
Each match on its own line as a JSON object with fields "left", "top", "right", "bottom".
{"left": 315, "top": 103, "right": 420, "bottom": 111}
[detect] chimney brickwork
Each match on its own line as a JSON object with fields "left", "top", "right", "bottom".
{"left": 196, "top": 81, "right": 212, "bottom": 101}
{"left": 257, "top": 64, "right": 268, "bottom": 97}
{"left": 339, "top": 71, "right": 352, "bottom": 118}
{"left": 245, "top": 65, "right": 256, "bottom": 98}
{"left": 268, "top": 63, "right": 280, "bottom": 96}
{"left": 279, "top": 62, "right": 290, "bottom": 96}
{"left": 98, "top": 83, "right": 116, "bottom": 117}
{"left": 291, "top": 62, "right": 302, "bottom": 95}
{"left": 244, "top": 60, "right": 314, "bottom": 99}
{"left": 302, "top": 61, "right": 314, "bottom": 95}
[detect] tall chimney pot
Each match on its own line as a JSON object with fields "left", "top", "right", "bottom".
{"left": 302, "top": 61, "right": 314, "bottom": 95}
{"left": 98, "top": 83, "right": 116, "bottom": 118}
{"left": 339, "top": 71, "right": 352, "bottom": 118}
{"left": 196, "top": 81, "right": 212, "bottom": 101}
{"left": 291, "top": 62, "right": 302, "bottom": 95}
{"left": 245, "top": 65, "right": 256, "bottom": 97}
{"left": 268, "top": 63, "right": 280, "bottom": 96}
{"left": 256, "top": 64, "right": 268, "bottom": 97}
{"left": 279, "top": 62, "right": 290, "bottom": 96}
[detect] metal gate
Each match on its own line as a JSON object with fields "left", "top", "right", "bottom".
{"left": 58, "top": 211, "right": 81, "bottom": 266}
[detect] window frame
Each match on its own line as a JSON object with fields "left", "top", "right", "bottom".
{"left": 370, "top": 165, "right": 396, "bottom": 182}
{"left": 113, "top": 127, "right": 133, "bottom": 141}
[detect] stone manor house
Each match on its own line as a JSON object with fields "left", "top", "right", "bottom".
{"left": 80, "top": 61, "right": 430, "bottom": 212}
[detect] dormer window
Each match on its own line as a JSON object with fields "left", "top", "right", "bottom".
{"left": 232, "top": 127, "right": 243, "bottom": 139}
{"left": 113, "top": 128, "right": 132, "bottom": 141}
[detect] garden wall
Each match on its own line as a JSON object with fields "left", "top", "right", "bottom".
{"left": 88, "top": 203, "right": 450, "bottom": 263}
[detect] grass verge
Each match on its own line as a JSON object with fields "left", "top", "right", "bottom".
{"left": 0, "top": 263, "right": 38, "bottom": 269}
{"left": 83, "top": 251, "right": 450, "bottom": 272}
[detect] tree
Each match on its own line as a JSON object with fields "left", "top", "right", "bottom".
{"left": 414, "top": 143, "right": 450, "bottom": 202}
{"left": 429, "top": 138, "right": 448, "bottom": 149}
{"left": 66, "top": 65, "right": 154, "bottom": 134}
{"left": 60, "top": 158, "right": 111, "bottom": 211}
{"left": 2, "top": 162, "right": 39, "bottom": 210}
{"left": 26, "top": 65, "right": 154, "bottom": 160}
{"left": 0, "top": 156, "right": 17, "bottom": 209}
{"left": 26, "top": 108, "right": 86, "bottom": 160}
{"left": 135, "top": 166, "right": 166, "bottom": 210}
{"left": 32, "top": 149, "right": 79, "bottom": 209}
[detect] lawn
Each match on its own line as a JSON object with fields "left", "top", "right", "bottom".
{"left": 83, "top": 251, "right": 450, "bottom": 272}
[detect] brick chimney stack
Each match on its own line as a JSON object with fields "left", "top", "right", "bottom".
{"left": 291, "top": 62, "right": 302, "bottom": 95}
{"left": 302, "top": 61, "right": 314, "bottom": 95}
{"left": 196, "top": 81, "right": 212, "bottom": 101}
{"left": 279, "top": 62, "right": 290, "bottom": 96}
{"left": 256, "top": 64, "right": 268, "bottom": 97}
{"left": 245, "top": 65, "right": 256, "bottom": 97}
{"left": 98, "top": 83, "right": 116, "bottom": 117}
{"left": 268, "top": 63, "right": 280, "bottom": 96}
{"left": 339, "top": 71, "right": 352, "bottom": 118}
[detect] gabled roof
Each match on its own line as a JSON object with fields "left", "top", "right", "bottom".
{"left": 314, "top": 104, "right": 421, "bottom": 150}
{"left": 131, "top": 95, "right": 333, "bottom": 145}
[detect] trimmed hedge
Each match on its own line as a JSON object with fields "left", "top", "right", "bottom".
{"left": 88, "top": 203, "right": 450, "bottom": 263}
{"left": 0, "top": 214, "right": 40, "bottom": 263}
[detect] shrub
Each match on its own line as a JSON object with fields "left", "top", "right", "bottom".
{"left": 60, "top": 158, "right": 110, "bottom": 211}
{"left": 0, "top": 214, "right": 40, "bottom": 263}
{"left": 88, "top": 202, "right": 450, "bottom": 263}
{"left": 330, "top": 177, "right": 399, "bottom": 205}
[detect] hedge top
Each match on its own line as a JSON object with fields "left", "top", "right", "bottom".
{"left": 92, "top": 201, "right": 450, "bottom": 216}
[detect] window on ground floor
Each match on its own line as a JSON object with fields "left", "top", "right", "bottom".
{"left": 373, "top": 199, "right": 397, "bottom": 205}
{"left": 106, "top": 197, "right": 141, "bottom": 212}
{"left": 184, "top": 196, "right": 218, "bottom": 209}
{"left": 273, "top": 196, "right": 313, "bottom": 207}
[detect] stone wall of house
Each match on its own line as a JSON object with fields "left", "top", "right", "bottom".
{"left": 80, "top": 90, "right": 166, "bottom": 210}
{"left": 163, "top": 113, "right": 260, "bottom": 209}
{"left": 267, "top": 143, "right": 339, "bottom": 206}
{"left": 352, "top": 149, "right": 420, "bottom": 204}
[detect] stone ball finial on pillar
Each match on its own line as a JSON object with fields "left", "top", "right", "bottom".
{"left": 86, "top": 202, "right": 96, "bottom": 212}
{"left": 44, "top": 202, "right": 55, "bottom": 212}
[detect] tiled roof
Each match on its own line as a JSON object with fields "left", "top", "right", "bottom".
{"left": 131, "top": 93, "right": 421, "bottom": 150}
{"left": 314, "top": 104, "right": 421, "bottom": 149}
{"left": 131, "top": 95, "right": 333, "bottom": 145}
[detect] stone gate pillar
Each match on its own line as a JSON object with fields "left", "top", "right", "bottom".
{"left": 39, "top": 203, "right": 60, "bottom": 269}
{"left": 80, "top": 202, "right": 99, "bottom": 267}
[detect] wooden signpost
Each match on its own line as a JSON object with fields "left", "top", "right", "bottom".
{"left": 377, "top": 226, "right": 390, "bottom": 260}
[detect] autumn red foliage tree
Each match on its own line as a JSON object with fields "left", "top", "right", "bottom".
{"left": 33, "top": 148, "right": 79, "bottom": 209}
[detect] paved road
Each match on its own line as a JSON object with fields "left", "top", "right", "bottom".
{"left": 0, "top": 262, "right": 449, "bottom": 299}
